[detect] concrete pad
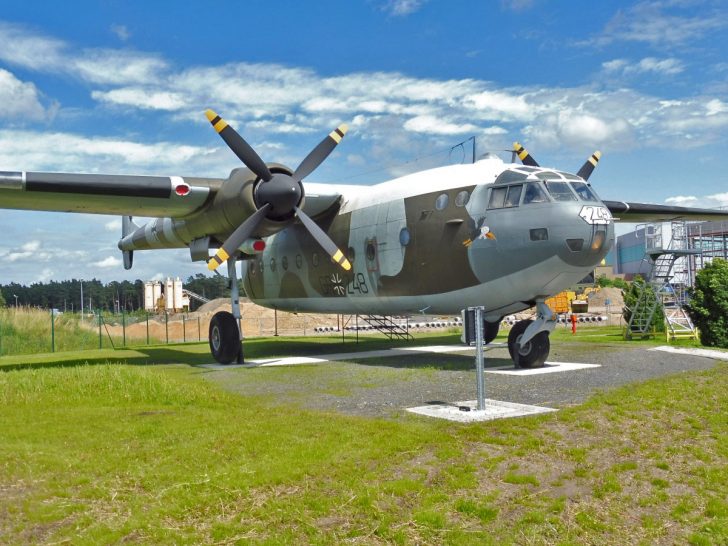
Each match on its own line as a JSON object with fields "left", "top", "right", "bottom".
{"left": 650, "top": 346, "right": 728, "bottom": 361}
{"left": 407, "top": 399, "right": 557, "bottom": 422}
{"left": 484, "top": 361, "right": 601, "bottom": 375}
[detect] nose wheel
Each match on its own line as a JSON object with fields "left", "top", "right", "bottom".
{"left": 508, "top": 319, "right": 550, "bottom": 368}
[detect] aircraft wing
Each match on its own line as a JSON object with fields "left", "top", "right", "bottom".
{"left": 604, "top": 200, "right": 728, "bottom": 223}
{"left": 0, "top": 171, "right": 223, "bottom": 218}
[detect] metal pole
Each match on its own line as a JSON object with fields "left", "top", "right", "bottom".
{"left": 474, "top": 306, "right": 485, "bottom": 411}
{"left": 198, "top": 316, "right": 201, "bottom": 341}
{"left": 98, "top": 311, "right": 102, "bottom": 349}
{"left": 51, "top": 309, "right": 55, "bottom": 353}
{"left": 165, "top": 311, "right": 169, "bottom": 344}
{"left": 274, "top": 309, "right": 278, "bottom": 336}
{"left": 183, "top": 316, "right": 186, "bottom": 343}
{"left": 146, "top": 313, "right": 150, "bottom": 345}
{"left": 122, "top": 308, "right": 126, "bottom": 347}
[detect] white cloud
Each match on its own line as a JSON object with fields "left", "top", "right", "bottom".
{"left": 404, "top": 115, "right": 479, "bottom": 135}
{"left": 603, "top": 57, "right": 685, "bottom": 76}
{"left": 383, "top": 0, "right": 427, "bottom": 16}
{"left": 589, "top": 1, "right": 727, "bottom": 48}
{"left": 665, "top": 193, "right": 728, "bottom": 209}
{"left": 0, "top": 68, "right": 53, "bottom": 121}
{"left": 110, "top": 24, "right": 130, "bottom": 42}
{"left": 665, "top": 195, "right": 698, "bottom": 205}
{"left": 97, "top": 256, "right": 122, "bottom": 268}
{"left": 0, "top": 130, "right": 217, "bottom": 173}
{"left": 105, "top": 219, "right": 122, "bottom": 232}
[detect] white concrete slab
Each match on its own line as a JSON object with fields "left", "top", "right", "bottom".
{"left": 484, "top": 361, "right": 601, "bottom": 375}
{"left": 407, "top": 399, "right": 557, "bottom": 422}
{"left": 649, "top": 346, "right": 728, "bottom": 360}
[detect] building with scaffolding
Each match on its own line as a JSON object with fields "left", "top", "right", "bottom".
{"left": 615, "top": 217, "right": 728, "bottom": 341}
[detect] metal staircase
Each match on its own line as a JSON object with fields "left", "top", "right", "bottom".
{"left": 359, "top": 315, "right": 414, "bottom": 340}
{"left": 626, "top": 221, "right": 700, "bottom": 341}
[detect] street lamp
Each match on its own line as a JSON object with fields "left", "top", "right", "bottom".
{"left": 13, "top": 294, "right": 18, "bottom": 307}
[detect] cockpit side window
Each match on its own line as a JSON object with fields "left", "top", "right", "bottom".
{"left": 570, "top": 181, "right": 599, "bottom": 202}
{"left": 544, "top": 181, "right": 577, "bottom": 202}
{"left": 488, "top": 185, "right": 523, "bottom": 209}
{"left": 488, "top": 187, "right": 507, "bottom": 209}
{"left": 504, "top": 184, "right": 522, "bottom": 207}
{"left": 523, "top": 182, "right": 549, "bottom": 204}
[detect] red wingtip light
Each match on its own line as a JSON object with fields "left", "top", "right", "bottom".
{"left": 175, "top": 183, "right": 190, "bottom": 196}
{"left": 253, "top": 240, "right": 266, "bottom": 252}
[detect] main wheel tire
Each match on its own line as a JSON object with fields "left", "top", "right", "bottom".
{"left": 209, "top": 311, "right": 241, "bottom": 364}
{"left": 484, "top": 319, "right": 501, "bottom": 344}
{"left": 507, "top": 319, "right": 550, "bottom": 368}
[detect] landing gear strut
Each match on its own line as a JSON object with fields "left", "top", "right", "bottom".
{"left": 507, "top": 301, "right": 557, "bottom": 368}
{"left": 208, "top": 257, "right": 244, "bottom": 364}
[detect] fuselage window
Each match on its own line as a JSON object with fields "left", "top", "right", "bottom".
{"left": 250, "top": 261, "right": 256, "bottom": 276}
{"left": 312, "top": 252, "right": 319, "bottom": 267}
{"left": 455, "top": 190, "right": 470, "bottom": 207}
{"left": 399, "top": 227, "right": 411, "bottom": 246}
{"left": 435, "top": 193, "right": 449, "bottom": 210}
{"left": 488, "top": 187, "right": 507, "bottom": 209}
{"left": 282, "top": 256, "right": 288, "bottom": 271}
{"left": 366, "top": 241, "right": 376, "bottom": 261}
{"left": 530, "top": 228, "right": 549, "bottom": 241}
{"left": 259, "top": 259, "right": 265, "bottom": 273}
{"left": 544, "top": 181, "right": 577, "bottom": 202}
{"left": 570, "top": 181, "right": 599, "bottom": 202}
{"left": 296, "top": 254, "right": 303, "bottom": 269}
{"left": 347, "top": 246, "right": 355, "bottom": 263}
{"left": 270, "top": 257, "right": 277, "bottom": 272}
{"left": 504, "top": 185, "right": 522, "bottom": 207}
{"left": 523, "top": 182, "right": 549, "bottom": 204}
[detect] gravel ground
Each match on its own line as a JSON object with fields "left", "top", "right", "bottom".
{"left": 200, "top": 341, "right": 725, "bottom": 419}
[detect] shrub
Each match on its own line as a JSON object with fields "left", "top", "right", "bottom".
{"left": 686, "top": 258, "right": 728, "bottom": 348}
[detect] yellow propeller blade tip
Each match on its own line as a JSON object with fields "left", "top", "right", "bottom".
{"left": 342, "top": 260, "right": 352, "bottom": 271}
{"left": 207, "top": 261, "right": 219, "bottom": 271}
{"left": 205, "top": 109, "right": 220, "bottom": 122}
{"left": 338, "top": 123, "right": 349, "bottom": 135}
{"left": 594, "top": 151, "right": 602, "bottom": 159}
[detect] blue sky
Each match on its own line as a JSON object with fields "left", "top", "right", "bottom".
{"left": 0, "top": 0, "right": 726, "bottom": 284}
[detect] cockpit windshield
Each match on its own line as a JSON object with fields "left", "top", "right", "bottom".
{"left": 569, "top": 181, "right": 599, "bottom": 202}
{"left": 544, "top": 181, "right": 577, "bottom": 202}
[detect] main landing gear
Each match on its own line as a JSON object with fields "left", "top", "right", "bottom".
{"left": 209, "top": 258, "right": 244, "bottom": 364}
{"left": 506, "top": 301, "right": 557, "bottom": 368}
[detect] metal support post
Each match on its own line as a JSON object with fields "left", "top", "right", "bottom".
{"left": 473, "top": 306, "right": 486, "bottom": 411}
{"left": 51, "top": 309, "right": 55, "bottom": 353}
{"left": 227, "top": 257, "right": 244, "bottom": 364}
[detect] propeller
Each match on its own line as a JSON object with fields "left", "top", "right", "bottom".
{"left": 512, "top": 142, "right": 539, "bottom": 167}
{"left": 576, "top": 151, "right": 601, "bottom": 181}
{"left": 205, "top": 110, "right": 350, "bottom": 272}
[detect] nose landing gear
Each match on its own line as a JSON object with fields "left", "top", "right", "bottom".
{"left": 507, "top": 301, "right": 557, "bottom": 368}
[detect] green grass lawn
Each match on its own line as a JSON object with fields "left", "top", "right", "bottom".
{"left": 0, "top": 338, "right": 726, "bottom": 544}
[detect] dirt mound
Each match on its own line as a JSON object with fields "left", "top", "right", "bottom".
{"left": 588, "top": 286, "right": 625, "bottom": 310}
{"left": 104, "top": 298, "right": 342, "bottom": 343}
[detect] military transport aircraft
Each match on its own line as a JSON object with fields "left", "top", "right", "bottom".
{"left": 2, "top": 110, "right": 728, "bottom": 366}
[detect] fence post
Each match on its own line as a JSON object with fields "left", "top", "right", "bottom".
{"left": 198, "top": 316, "right": 201, "bottom": 341}
{"left": 98, "top": 312, "right": 102, "bottom": 349}
{"left": 146, "top": 313, "right": 150, "bottom": 345}
{"left": 51, "top": 309, "right": 55, "bottom": 353}
{"left": 165, "top": 311, "right": 169, "bottom": 344}
{"left": 183, "top": 316, "right": 186, "bottom": 343}
{"left": 122, "top": 308, "right": 126, "bottom": 347}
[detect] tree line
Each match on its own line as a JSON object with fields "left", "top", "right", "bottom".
{"left": 0, "top": 274, "right": 241, "bottom": 312}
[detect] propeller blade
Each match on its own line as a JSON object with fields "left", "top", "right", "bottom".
{"left": 205, "top": 109, "right": 273, "bottom": 182}
{"left": 208, "top": 203, "right": 272, "bottom": 271}
{"left": 576, "top": 151, "right": 602, "bottom": 181}
{"left": 513, "top": 142, "right": 539, "bottom": 167}
{"left": 295, "top": 206, "right": 351, "bottom": 271}
{"left": 293, "top": 124, "right": 349, "bottom": 181}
